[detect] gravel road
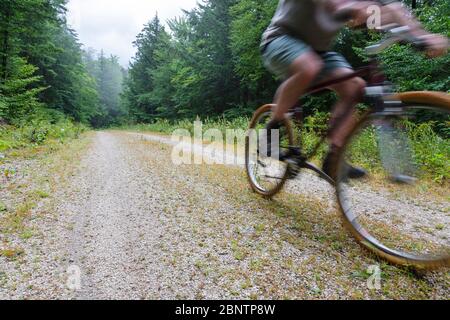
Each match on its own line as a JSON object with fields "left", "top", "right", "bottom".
{"left": 0, "top": 131, "right": 448, "bottom": 299}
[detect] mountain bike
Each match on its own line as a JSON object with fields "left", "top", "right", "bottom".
{"left": 245, "top": 26, "right": 450, "bottom": 268}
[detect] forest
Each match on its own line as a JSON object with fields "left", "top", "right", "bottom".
{"left": 0, "top": 0, "right": 449, "bottom": 141}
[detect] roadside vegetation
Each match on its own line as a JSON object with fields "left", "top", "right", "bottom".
{"left": 0, "top": 1, "right": 126, "bottom": 155}
{"left": 121, "top": 112, "right": 449, "bottom": 184}
{"left": 0, "top": 112, "right": 86, "bottom": 155}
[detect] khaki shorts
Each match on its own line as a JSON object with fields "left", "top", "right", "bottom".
{"left": 262, "top": 34, "right": 352, "bottom": 81}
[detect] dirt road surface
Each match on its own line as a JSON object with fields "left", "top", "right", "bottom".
{"left": 0, "top": 131, "right": 448, "bottom": 299}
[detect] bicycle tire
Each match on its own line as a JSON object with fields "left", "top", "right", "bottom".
{"left": 245, "top": 104, "right": 295, "bottom": 198}
{"left": 335, "top": 91, "right": 450, "bottom": 269}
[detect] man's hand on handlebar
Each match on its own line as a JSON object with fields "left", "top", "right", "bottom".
{"left": 420, "top": 34, "right": 449, "bottom": 58}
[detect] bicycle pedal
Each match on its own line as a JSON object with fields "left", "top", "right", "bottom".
{"left": 284, "top": 157, "right": 298, "bottom": 165}
{"left": 284, "top": 158, "right": 305, "bottom": 180}
{"left": 280, "top": 147, "right": 302, "bottom": 161}
{"left": 287, "top": 168, "right": 300, "bottom": 179}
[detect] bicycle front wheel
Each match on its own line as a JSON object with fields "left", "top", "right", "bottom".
{"left": 245, "top": 104, "right": 294, "bottom": 198}
{"left": 336, "top": 92, "right": 450, "bottom": 268}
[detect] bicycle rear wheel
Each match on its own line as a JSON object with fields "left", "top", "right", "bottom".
{"left": 245, "top": 104, "right": 294, "bottom": 198}
{"left": 336, "top": 92, "right": 450, "bottom": 268}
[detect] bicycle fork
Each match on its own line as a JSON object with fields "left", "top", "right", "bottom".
{"left": 373, "top": 99, "right": 418, "bottom": 185}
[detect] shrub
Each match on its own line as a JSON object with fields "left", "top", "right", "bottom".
{"left": 0, "top": 110, "right": 87, "bottom": 153}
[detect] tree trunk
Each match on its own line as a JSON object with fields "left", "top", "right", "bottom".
{"left": 411, "top": 0, "right": 417, "bottom": 9}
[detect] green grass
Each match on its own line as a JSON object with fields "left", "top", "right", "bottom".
{"left": 33, "top": 189, "right": 50, "bottom": 199}
{"left": 0, "top": 248, "right": 24, "bottom": 260}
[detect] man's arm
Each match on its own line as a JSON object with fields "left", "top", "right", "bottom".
{"left": 329, "top": 0, "right": 448, "bottom": 57}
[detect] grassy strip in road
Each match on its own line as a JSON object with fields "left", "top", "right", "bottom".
{"left": 132, "top": 136, "right": 449, "bottom": 300}
{"left": 188, "top": 163, "right": 449, "bottom": 299}
{"left": 120, "top": 117, "right": 249, "bottom": 136}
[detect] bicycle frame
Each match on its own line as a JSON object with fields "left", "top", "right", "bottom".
{"left": 285, "top": 57, "right": 394, "bottom": 183}
{"left": 308, "top": 59, "right": 386, "bottom": 94}
{"left": 289, "top": 59, "right": 387, "bottom": 149}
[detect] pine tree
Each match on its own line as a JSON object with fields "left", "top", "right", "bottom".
{"left": 125, "top": 15, "right": 168, "bottom": 121}
{"left": 0, "top": 56, "right": 45, "bottom": 122}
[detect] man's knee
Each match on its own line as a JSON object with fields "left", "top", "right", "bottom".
{"left": 339, "top": 77, "right": 367, "bottom": 99}
{"left": 290, "top": 53, "right": 324, "bottom": 82}
{"left": 353, "top": 77, "right": 367, "bottom": 95}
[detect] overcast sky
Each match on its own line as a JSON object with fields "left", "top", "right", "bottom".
{"left": 67, "top": 0, "right": 198, "bottom": 67}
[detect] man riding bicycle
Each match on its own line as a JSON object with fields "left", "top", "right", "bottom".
{"left": 261, "top": 0, "right": 448, "bottom": 179}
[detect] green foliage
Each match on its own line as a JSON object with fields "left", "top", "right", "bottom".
{"left": 0, "top": 110, "right": 87, "bottom": 152}
{"left": 361, "top": 0, "right": 450, "bottom": 92}
{"left": 229, "top": 0, "right": 278, "bottom": 103}
{"left": 124, "top": 1, "right": 243, "bottom": 121}
{"left": 121, "top": 116, "right": 249, "bottom": 137}
{"left": 342, "top": 119, "right": 449, "bottom": 183}
{"left": 380, "top": 44, "right": 449, "bottom": 91}
{"left": 122, "top": 15, "right": 169, "bottom": 122}
{"left": 0, "top": 0, "right": 103, "bottom": 127}
{"left": 38, "top": 24, "right": 101, "bottom": 123}
{"left": 405, "top": 121, "right": 449, "bottom": 183}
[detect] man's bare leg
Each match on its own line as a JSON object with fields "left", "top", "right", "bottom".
{"left": 271, "top": 51, "right": 323, "bottom": 121}
{"left": 327, "top": 69, "right": 366, "bottom": 147}
{"left": 323, "top": 68, "right": 367, "bottom": 178}
{"left": 263, "top": 51, "right": 323, "bottom": 158}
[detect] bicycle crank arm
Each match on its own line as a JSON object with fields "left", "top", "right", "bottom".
{"left": 303, "top": 162, "right": 335, "bottom": 185}
{"left": 262, "top": 175, "right": 283, "bottom": 180}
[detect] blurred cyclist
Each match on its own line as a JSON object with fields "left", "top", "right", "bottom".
{"left": 261, "top": 0, "right": 448, "bottom": 178}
